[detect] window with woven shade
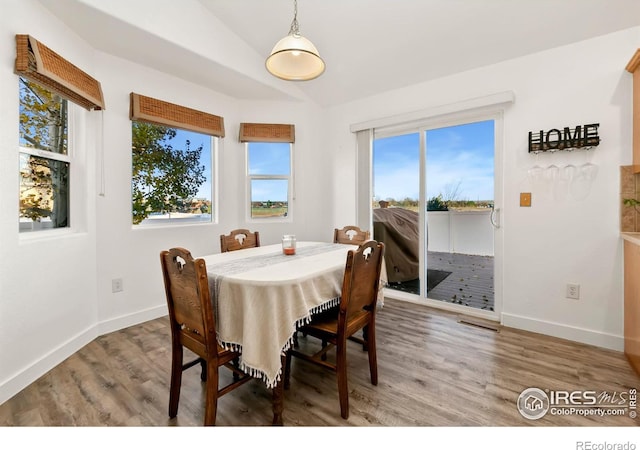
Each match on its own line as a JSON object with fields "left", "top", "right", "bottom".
{"left": 15, "top": 34, "right": 105, "bottom": 234}
{"left": 129, "top": 93, "right": 223, "bottom": 226}
{"left": 241, "top": 123, "right": 295, "bottom": 221}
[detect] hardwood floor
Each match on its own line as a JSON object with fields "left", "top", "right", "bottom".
{"left": 1, "top": 298, "right": 638, "bottom": 427}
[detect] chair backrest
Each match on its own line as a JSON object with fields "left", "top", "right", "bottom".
{"left": 220, "top": 229, "right": 260, "bottom": 253}
{"left": 333, "top": 226, "right": 370, "bottom": 245}
{"left": 339, "top": 240, "right": 385, "bottom": 324}
{"left": 160, "top": 247, "right": 216, "bottom": 358}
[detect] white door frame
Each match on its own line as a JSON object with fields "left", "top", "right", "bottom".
{"left": 355, "top": 94, "right": 513, "bottom": 322}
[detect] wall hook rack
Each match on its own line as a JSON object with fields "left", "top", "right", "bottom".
{"left": 528, "top": 123, "right": 600, "bottom": 153}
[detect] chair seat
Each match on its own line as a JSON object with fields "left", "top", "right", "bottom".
{"left": 302, "top": 309, "right": 369, "bottom": 338}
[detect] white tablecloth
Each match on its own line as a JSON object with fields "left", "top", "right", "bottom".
{"left": 201, "top": 242, "right": 365, "bottom": 388}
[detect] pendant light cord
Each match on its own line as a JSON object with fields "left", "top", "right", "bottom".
{"left": 288, "top": 0, "right": 300, "bottom": 36}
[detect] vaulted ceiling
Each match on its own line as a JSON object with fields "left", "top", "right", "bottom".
{"left": 40, "top": 0, "right": 640, "bottom": 107}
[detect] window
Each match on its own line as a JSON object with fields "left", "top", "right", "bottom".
{"left": 15, "top": 35, "right": 105, "bottom": 234}
{"left": 247, "top": 142, "right": 292, "bottom": 220}
{"left": 131, "top": 122, "right": 216, "bottom": 226}
{"left": 129, "top": 93, "right": 223, "bottom": 226}
{"left": 19, "top": 77, "right": 70, "bottom": 232}
{"left": 239, "top": 122, "right": 295, "bottom": 220}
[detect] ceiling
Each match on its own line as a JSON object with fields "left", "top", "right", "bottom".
{"left": 41, "top": 0, "right": 640, "bottom": 107}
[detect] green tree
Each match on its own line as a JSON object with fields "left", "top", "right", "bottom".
{"left": 131, "top": 122, "right": 206, "bottom": 224}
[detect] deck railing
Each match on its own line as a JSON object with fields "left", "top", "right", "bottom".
{"left": 427, "top": 210, "right": 494, "bottom": 256}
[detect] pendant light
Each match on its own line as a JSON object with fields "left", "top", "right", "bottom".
{"left": 265, "top": 0, "right": 325, "bottom": 81}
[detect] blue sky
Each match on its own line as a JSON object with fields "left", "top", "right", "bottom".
{"left": 248, "top": 142, "right": 290, "bottom": 202}
{"left": 373, "top": 120, "right": 495, "bottom": 202}
{"left": 173, "top": 120, "right": 494, "bottom": 204}
{"left": 169, "top": 133, "right": 292, "bottom": 202}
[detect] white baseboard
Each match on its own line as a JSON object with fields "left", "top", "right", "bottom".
{"left": 501, "top": 312, "right": 624, "bottom": 352}
{"left": 0, "top": 305, "right": 168, "bottom": 406}
{"left": 97, "top": 305, "right": 167, "bottom": 336}
{"left": 386, "top": 291, "right": 624, "bottom": 352}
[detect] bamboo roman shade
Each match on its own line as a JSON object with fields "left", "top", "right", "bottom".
{"left": 14, "top": 34, "right": 105, "bottom": 111}
{"left": 239, "top": 123, "right": 295, "bottom": 143}
{"left": 130, "top": 93, "right": 225, "bottom": 137}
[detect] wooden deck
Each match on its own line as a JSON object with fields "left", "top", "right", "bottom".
{"left": 386, "top": 251, "right": 495, "bottom": 312}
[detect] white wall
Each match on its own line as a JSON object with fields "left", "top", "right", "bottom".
{"left": 326, "top": 27, "right": 640, "bottom": 351}
{"left": 0, "top": 0, "right": 100, "bottom": 403}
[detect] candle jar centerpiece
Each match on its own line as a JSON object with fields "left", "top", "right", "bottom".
{"left": 282, "top": 234, "right": 296, "bottom": 255}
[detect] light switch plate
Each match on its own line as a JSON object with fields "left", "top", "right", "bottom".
{"left": 520, "top": 192, "right": 532, "bottom": 207}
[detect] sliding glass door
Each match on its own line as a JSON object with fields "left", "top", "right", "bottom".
{"left": 373, "top": 132, "right": 422, "bottom": 294}
{"left": 372, "top": 116, "right": 500, "bottom": 317}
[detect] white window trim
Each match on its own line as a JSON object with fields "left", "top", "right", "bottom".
{"left": 245, "top": 142, "right": 294, "bottom": 223}
{"left": 19, "top": 101, "right": 76, "bottom": 239}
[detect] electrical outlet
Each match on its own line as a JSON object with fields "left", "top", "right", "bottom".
{"left": 112, "top": 278, "right": 123, "bottom": 293}
{"left": 566, "top": 283, "right": 580, "bottom": 299}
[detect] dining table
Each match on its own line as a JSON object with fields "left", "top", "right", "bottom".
{"left": 198, "top": 240, "right": 386, "bottom": 425}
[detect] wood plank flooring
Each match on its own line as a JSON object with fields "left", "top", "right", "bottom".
{"left": 0, "top": 298, "right": 638, "bottom": 426}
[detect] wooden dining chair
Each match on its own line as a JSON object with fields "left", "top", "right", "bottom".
{"left": 333, "top": 225, "right": 370, "bottom": 245}
{"left": 284, "top": 240, "right": 385, "bottom": 419}
{"left": 160, "top": 247, "right": 252, "bottom": 426}
{"left": 220, "top": 228, "right": 260, "bottom": 253}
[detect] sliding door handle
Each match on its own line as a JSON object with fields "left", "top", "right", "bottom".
{"left": 490, "top": 207, "right": 501, "bottom": 229}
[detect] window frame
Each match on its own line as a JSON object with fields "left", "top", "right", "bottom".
{"left": 130, "top": 121, "right": 218, "bottom": 228}
{"left": 245, "top": 141, "right": 294, "bottom": 223}
{"left": 18, "top": 77, "right": 75, "bottom": 236}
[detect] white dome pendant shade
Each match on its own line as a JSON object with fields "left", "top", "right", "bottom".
{"left": 265, "top": 0, "right": 325, "bottom": 81}
{"left": 266, "top": 34, "right": 325, "bottom": 81}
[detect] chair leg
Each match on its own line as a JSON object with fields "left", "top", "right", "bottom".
{"left": 367, "top": 322, "right": 378, "bottom": 386}
{"left": 336, "top": 339, "right": 349, "bottom": 419}
{"left": 321, "top": 339, "right": 328, "bottom": 361}
{"left": 168, "top": 345, "right": 183, "bottom": 418}
{"left": 203, "top": 359, "right": 218, "bottom": 426}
